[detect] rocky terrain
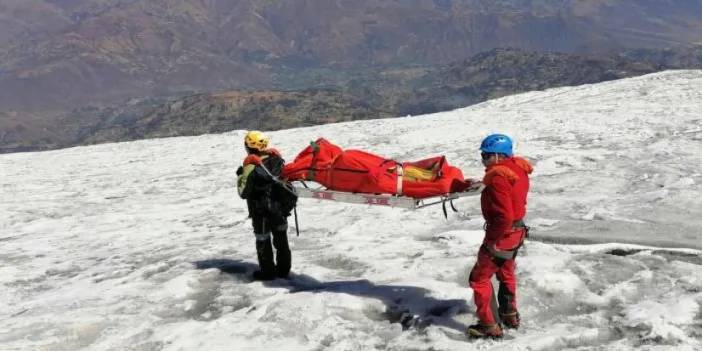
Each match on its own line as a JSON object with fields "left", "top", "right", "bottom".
{"left": 3, "top": 0, "right": 702, "bottom": 112}
{"left": 2, "top": 1, "right": 702, "bottom": 152}
{"left": 2, "top": 48, "right": 678, "bottom": 153}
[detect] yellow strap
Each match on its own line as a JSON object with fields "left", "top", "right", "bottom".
{"left": 403, "top": 165, "right": 437, "bottom": 182}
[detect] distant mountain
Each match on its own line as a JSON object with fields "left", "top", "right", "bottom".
{"left": 619, "top": 46, "right": 702, "bottom": 69}
{"left": 73, "top": 90, "right": 393, "bottom": 145}
{"left": 1, "top": 48, "right": 676, "bottom": 153}
{"left": 392, "top": 48, "right": 666, "bottom": 115}
{"left": 2, "top": 0, "right": 702, "bottom": 114}
{"left": 0, "top": 89, "right": 392, "bottom": 153}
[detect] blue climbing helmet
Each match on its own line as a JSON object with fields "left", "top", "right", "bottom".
{"left": 480, "top": 134, "right": 513, "bottom": 156}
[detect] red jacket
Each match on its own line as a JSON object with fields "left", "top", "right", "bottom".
{"left": 480, "top": 156, "right": 533, "bottom": 250}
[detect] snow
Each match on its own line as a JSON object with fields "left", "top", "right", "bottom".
{"left": 1, "top": 70, "right": 702, "bottom": 350}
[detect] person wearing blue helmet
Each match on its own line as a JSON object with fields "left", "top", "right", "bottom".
{"left": 467, "top": 133, "right": 533, "bottom": 339}
{"left": 479, "top": 133, "right": 514, "bottom": 157}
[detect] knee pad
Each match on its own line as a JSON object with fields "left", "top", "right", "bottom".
{"left": 255, "top": 233, "right": 271, "bottom": 242}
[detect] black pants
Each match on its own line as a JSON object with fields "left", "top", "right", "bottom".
{"left": 252, "top": 215, "right": 291, "bottom": 277}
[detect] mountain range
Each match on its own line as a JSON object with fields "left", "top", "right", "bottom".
{"left": 2, "top": 47, "right": 682, "bottom": 153}
{"left": 1, "top": 0, "right": 702, "bottom": 152}
{"left": 3, "top": 0, "right": 702, "bottom": 111}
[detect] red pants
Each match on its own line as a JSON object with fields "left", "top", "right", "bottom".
{"left": 469, "top": 246, "right": 518, "bottom": 325}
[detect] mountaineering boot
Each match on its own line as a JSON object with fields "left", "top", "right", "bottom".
{"left": 500, "top": 311, "right": 520, "bottom": 329}
{"left": 252, "top": 270, "right": 276, "bottom": 281}
{"left": 467, "top": 323, "right": 503, "bottom": 339}
{"left": 275, "top": 254, "right": 291, "bottom": 278}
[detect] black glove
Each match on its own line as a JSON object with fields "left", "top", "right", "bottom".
{"left": 236, "top": 166, "right": 243, "bottom": 175}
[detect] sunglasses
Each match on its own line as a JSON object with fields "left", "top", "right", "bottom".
{"left": 481, "top": 153, "right": 493, "bottom": 161}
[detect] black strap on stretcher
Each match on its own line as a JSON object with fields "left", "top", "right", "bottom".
{"left": 441, "top": 199, "right": 459, "bottom": 219}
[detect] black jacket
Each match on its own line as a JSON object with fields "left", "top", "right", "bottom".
{"left": 237, "top": 151, "right": 286, "bottom": 219}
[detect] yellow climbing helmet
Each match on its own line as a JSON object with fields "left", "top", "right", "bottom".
{"left": 244, "top": 130, "right": 269, "bottom": 151}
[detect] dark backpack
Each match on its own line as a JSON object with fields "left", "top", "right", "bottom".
{"left": 272, "top": 180, "right": 298, "bottom": 218}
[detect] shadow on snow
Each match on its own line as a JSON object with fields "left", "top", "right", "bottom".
{"left": 194, "top": 258, "right": 471, "bottom": 335}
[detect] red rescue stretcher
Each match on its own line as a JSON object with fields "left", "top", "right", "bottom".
{"left": 282, "top": 138, "right": 483, "bottom": 212}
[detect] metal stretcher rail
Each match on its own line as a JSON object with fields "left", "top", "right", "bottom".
{"left": 292, "top": 181, "right": 484, "bottom": 210}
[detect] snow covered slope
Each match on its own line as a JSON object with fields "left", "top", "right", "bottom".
{"left": 2, "top": 70, "right": 702, "bottom": 350}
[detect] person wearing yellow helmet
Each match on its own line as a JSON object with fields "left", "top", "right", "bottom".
{"left": 244, "top": 130, "right": 269, "bottom": 153}
{"left": 237, "top": 130, "right": 293, "bottom": 280}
